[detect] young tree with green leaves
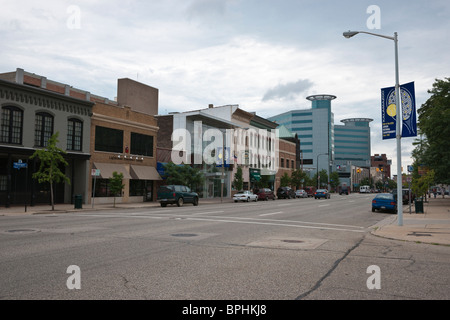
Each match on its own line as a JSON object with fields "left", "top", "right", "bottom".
{"left": 233, "top": 166, "right": 244, "bottom": 191}
{"left": 109, "top": 171, "right": 124, "bottom": 208}
{"left": 280, "top": 172, "right": 291, "bottom": 187}
{"left": 30, "top": 132, "right": 69, "bottom": 211}
{"left": 291, "top": 169, "right": 307, "bottom": 189}
{"left": 162, "top": 163, "right": 204, "bottom": 193}
{"left": 412, "top": 169, "right": 435, "bottom": 200}
{"left": 329, "top": 171, "right": 340, "bottom": 192}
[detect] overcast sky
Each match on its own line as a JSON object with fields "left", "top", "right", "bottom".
{"left": 1, "top": 0, "right": 449, "bottom": 176}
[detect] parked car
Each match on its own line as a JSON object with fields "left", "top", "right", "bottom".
{"left": 314, "top": 189, "right": 330, "bottom": 199}
{"left": 255, "top": 188, "right": 275, "bottom": 201}
{"left": 391, "top": 189, "right": 415, "bottom": 205}
{"left": 372, "top": 193, "right": 397, "bottom": 213}
{"left": 304, "top": 186, "right": 316, "bottom": 198}
{"left": 157, "top": 185, "right": 199, "bottom": 207}
{"left": 295, "top": 189, "right": 308, "bottom": 198}
{"left": 233, "top": 190, "right": 258, "bottom": 202}
{"left": 277, "top": 187, "right": 295, "bottom": 199}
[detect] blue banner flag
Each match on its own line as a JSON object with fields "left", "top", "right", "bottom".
{"left": 400, "top": 81, "right": 417, "bottom": 138}
{"left": 381, "top": 81, "right": 417, "bottom": 140}
{"left": 216, "top": 147, "right": 230, "bottom": 167}
{"left": 381, "top": 85, "right": 396, "bottom": 140}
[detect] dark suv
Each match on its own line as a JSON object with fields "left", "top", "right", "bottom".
{"left": 255, "top": 188, "right": 275, "bottom": 201}
{"left": 277, "top": 187, "right": 295, "bottom": 199}
{"left": 157, "top": 185, "right": 199, "bottom": 207}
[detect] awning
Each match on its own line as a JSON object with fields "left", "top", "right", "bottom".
{"left": 130, "top": 165, "right": 162, "bottom": 180}
{"left": 93, "top": 162, "right": 132, "bottom": 179}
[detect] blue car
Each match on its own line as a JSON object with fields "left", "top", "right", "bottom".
{"left": 314, "top": 189, "right": 330, "bottom": 199}
{"left": 372, "top": 193, "right": 397, "bottom": 213}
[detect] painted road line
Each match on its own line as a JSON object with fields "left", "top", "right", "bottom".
{"left": 259, "top": 212, "right": 283, "bottom": 217}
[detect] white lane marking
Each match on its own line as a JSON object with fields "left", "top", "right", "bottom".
{"left": 79, "top": 213, "right": 366, "bottom": 233}
{"left": 192, "top": 211, "right": 225, "bottom": 215}
{"left": 259, "top": 212, "right": 283, "bottom": 217}
{"left": 184, "top": 217, "right": 366, "bottom": 233}
{"left": 318, "top": 204, "right": 330, "bottom": 207}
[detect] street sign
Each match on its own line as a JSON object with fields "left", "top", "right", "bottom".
{"left": 13, "top": 159, "right": 28, "bottom": 170}
{"left": 91, "top": 169, "right": 100, "bottom": 176}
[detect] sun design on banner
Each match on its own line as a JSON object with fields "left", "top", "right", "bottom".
{"left": 387, "top": 87, "right": 415, "bottom": 136}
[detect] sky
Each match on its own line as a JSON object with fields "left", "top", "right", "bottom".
{"left": 1, "top": 0, "right": 449, "bottom": 176}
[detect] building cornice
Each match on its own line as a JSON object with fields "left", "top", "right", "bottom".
{"left": 0, "top": 79, "right": 93, "bottom": 116}
{"left": 92, "top": 112, "right": 159, "bottom": 132}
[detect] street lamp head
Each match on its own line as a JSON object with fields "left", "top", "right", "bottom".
{"left": 343, "top": 31, "right": 359, "bottom": 39}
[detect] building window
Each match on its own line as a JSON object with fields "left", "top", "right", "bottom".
{"left": 93, "top": 179, "right": 120, "bottom": 197}
{"left": 0, "top": 175, "right": 7, "bottom": 191}
{"left": 95, "top": 126, "right": 123, "bottom": 153}
{"left": 67, "top": 118, "right": 83, "bottom": 151}
{"left": 281, "top": 158, "right": 284, "bottom": 168}
{"left": 35, "top": 112, "right": 54, "bottom": 147}
{"left": 130, "top": 132, "right": 154, "bottom": 157}
{"left": 129, "top": 180, "right": 145, "bottom": 196}
{"left": 0, "top": 106, "right": 23, "bottom": 144}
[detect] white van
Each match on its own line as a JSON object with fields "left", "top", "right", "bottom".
{"left": 360, "top": 185, "right": 371, "bottom": 193}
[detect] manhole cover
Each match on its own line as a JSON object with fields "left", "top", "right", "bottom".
{"left": 282, "top": 240, "right": 304, "bottom": 243}
{"left": 171, "top": 233, "right": 198, "bottom": 237}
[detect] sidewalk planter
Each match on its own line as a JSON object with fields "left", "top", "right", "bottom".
{"left": 74, "top": 195, "right": 83, "bottom": 209}
{"left": 415, "top": 197, "right": 424, "bottom": 213}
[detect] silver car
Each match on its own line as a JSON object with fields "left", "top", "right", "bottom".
{"left": 233, "top": 190, "right": 258, "bottom": 202}
{"left": 295, "top": 189, "right": 308, "bottom": 198}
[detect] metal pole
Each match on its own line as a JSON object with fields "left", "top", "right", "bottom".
{"left": 394, "top": 32, "right": 403, "bottom": 226}
{"left": 92, "top": 174, "right": 96, "bottom": 208}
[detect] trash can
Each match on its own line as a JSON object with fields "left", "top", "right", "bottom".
{"left": 415, "top": 197, "right": 424, "bottom": 214}
{"left": 74, "top": 194, "right": 83, "bottom": 209}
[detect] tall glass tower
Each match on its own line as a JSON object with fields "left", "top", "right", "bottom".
{"left": 269, "top": 94, "right": 337, "bottom": 181}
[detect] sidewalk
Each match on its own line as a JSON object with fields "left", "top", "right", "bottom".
{"left": 371, "top": 196, "right": 450, "bottom": 246}
{"left": 0, "top": 198, "right": 230, "bottom": 216}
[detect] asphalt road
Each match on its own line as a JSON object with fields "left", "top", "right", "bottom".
{"left": 1, "top": 193, "right": 449, "bottom": 301}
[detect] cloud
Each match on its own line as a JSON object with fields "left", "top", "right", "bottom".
{"left": 262, "top": 79, "right": 314, "bottom": 102}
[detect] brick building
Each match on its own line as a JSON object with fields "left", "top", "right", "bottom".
{"left": 0, "top": 69, "right": 161, "bottom": 206}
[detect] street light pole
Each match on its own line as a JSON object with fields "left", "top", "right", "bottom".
{"left": 343, "top": 30, "right": 403, "bottom": 226}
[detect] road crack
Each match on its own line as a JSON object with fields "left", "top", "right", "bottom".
{"left": 295, "top": 235, "right": 366, "bottom": 300}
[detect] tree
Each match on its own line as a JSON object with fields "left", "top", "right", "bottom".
{"left": 412, "top": 169, "right": 435, "bottom": 200}
{"left": 360, "top": 177, "right": 374, "bottom": 188}
{"left": 314, "top": 169, "right": 328, "bottom": 188}
{"left": 329, "top": 171, "right": 340, "bottom": 192}
{"left": 415, "top": 78, "right": 450, "bottom": 184}
{"left": 291, "top": 169, "right": 307, "bottom": 189}
{"left": 162, "top": 163, "right": 204, "bottom": 193}
{"left": 280, "top": 172, "right": 291, "bottom": 187}
{"left": 109, "top": 171, "right": 124, "bottom": 208}
{"left": 30, "top": 132, "right": 69, "bottom": 211}
{"left": 233, "top": 166, "right": 244, "bottom": 191}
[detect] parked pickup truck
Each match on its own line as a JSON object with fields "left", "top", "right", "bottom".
{"left": 157, "top": 185, "right": 199, "bottom": 207}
